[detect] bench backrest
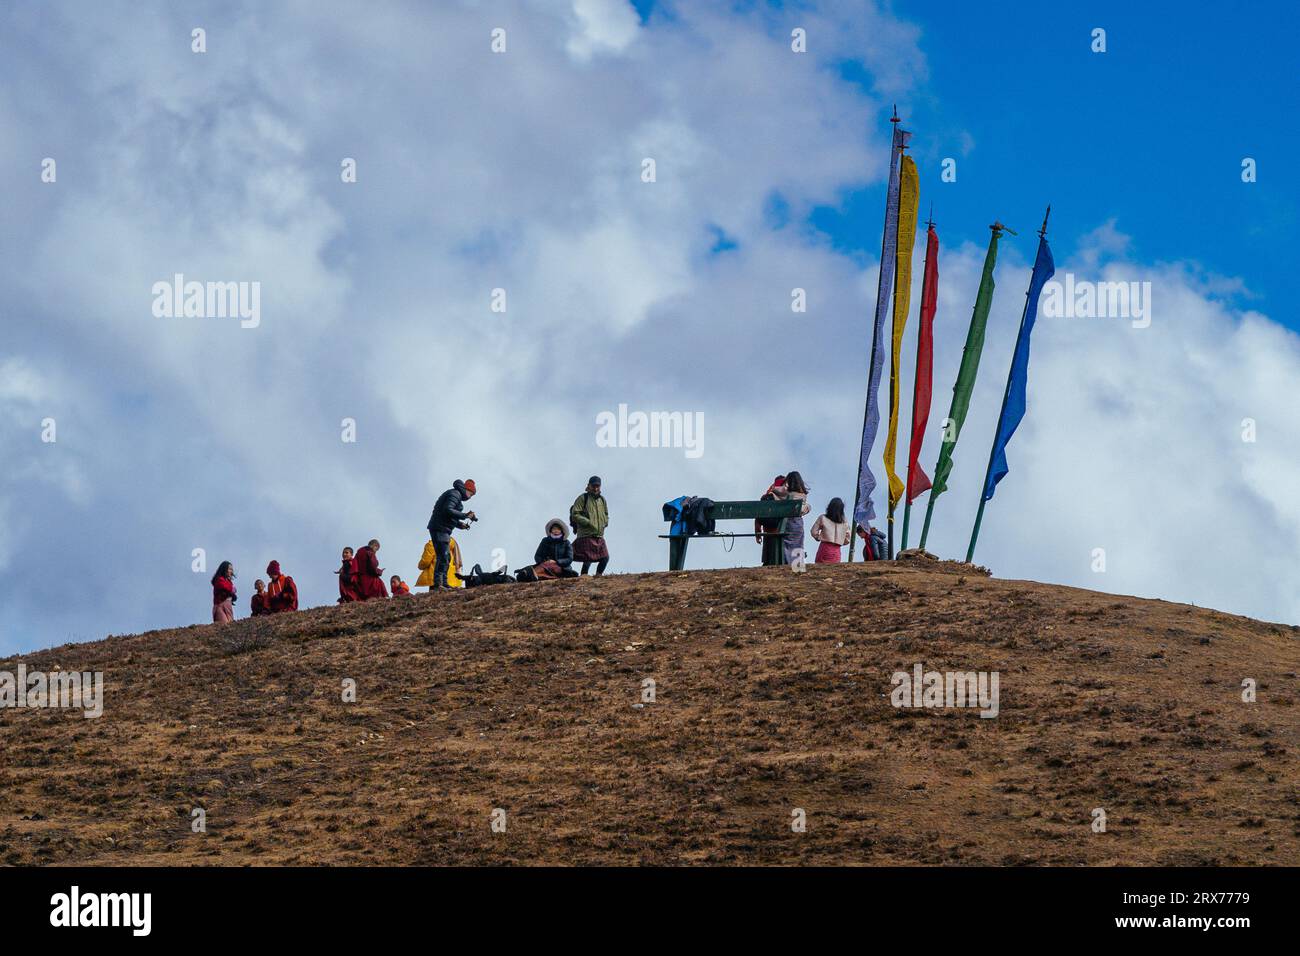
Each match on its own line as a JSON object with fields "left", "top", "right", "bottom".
{"left": 706, "top": 499, "right": 802, "bottom": 521}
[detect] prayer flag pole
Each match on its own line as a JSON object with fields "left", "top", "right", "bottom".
{"left": 849, "top": 107, "right": 906, "bottom": 561}
{"left": 917, "top": 220, "right": 1012, "bottom": 552}
{"left": 967, "top": 206, "right": 1053, "bottom": 564}
{"left": 884, "top": 143, "right": 919, "bottom": 559}
{"left": 900, "top": 204, "right": 938, "bottom": 552}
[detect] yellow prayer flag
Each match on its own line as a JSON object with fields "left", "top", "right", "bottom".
{"left": 884, "top": 155, "right": 919, "bottom": 516}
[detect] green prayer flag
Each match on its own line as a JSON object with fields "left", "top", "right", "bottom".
{"left": 930, "top": 226, "right": 1003, "bottom": 498}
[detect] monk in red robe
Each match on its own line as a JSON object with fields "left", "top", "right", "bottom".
{"left": 266, "top": 560, "right": 299, "bottom": 612}
{"left": 355, "top": 540, "right": 389, "bottom": 600}
{"left": 336, "top": 547, "right": 361, "bottom": 603}
{"left": 250, "top": 579, "right": 271, "bottom": 616}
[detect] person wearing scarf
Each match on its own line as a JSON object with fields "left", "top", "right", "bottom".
{"left": 266, "top": 560, "right": 299, "bottom": 612}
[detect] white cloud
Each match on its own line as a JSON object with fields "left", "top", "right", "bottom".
{"left": 0, "top": 1, "right": 1294, "bottom": 654}
{"left": 910, "top": 229, "right": 1300, "bottom": 625}
{"left": 565, "top": 0, "right": 641, "bottom": 61}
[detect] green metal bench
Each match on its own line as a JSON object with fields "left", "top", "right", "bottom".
{"left": 660, "top": 499, "right": 803, "bottom": 570}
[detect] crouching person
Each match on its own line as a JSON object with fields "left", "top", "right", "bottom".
{"left": 531, "top": 519, "right": 577, "bottom": 579}
{"left": 416, "top": 537, "right": 463, "bottom": 590}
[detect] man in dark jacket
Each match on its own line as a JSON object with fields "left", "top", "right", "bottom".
{"left": 427, "top": 479, "right": 477, "bottom": 589}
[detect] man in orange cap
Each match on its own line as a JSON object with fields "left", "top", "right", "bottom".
{"left": 427, "top": 479, "right": 477, "bottom": 590}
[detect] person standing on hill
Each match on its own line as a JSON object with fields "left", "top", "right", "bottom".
{"left": 755, "top": 476, "right": 788, "bottom": 566}
{"left": 355, "top": 539, "right": 389, "bottom": 599}
{"left": 782, "top": 471, "right": 812, "bottom": 564}
{"left": 211, "top": 561, "right": 237, "bottom": 624}
{"left": 427, "top": 479, "right": 476, "bottom": 590}
{"left": 336, "top": 546, "right": 361, "bottom": 602}
{"left": 266, "top": 560, "right": 299, "bottom": 612}
{"left": 810, "top": 497, "right": 850, "bottom": 564}
{"left": 250, "top": 579, "right": 271, "bottom": 616}
{"left": 569, "top": 476, "right": 610, "bottom": 575}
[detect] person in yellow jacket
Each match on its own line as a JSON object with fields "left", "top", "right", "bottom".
{"left": 417, "top": 536, "right": 463, "bottom": 589}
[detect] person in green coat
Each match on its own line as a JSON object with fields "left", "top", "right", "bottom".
{"left": 569, "top": 476, "right": 610, "bottom": 575}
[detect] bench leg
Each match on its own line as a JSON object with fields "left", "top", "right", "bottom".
{"left": 669, "top": 537, "right": 689, "bottom": 571}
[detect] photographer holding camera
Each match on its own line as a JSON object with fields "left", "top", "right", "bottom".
{"left": 427, "top": 478, "right": 477, "bottom": 590}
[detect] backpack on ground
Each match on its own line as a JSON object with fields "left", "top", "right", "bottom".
{"left": 464, "top": 563, "right": 514, "bottom": 588}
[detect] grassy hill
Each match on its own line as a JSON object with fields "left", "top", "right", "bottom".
{"left": 2, "top": 557, "right": 1296, "bottom": 865}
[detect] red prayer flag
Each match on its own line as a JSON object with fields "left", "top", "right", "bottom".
{"left": 906, "top": 222, "right": 939, "bottom": 502}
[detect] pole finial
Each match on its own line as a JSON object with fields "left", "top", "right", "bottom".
{"left": 926, "top": 202, "right": 934, "bottom": 229}
{"left": 890, "top": 104, "right": 900, "bottom": 123}
{"left": 1038, "top": 205, "right": 1052, "bottom": 239}
{"left": 991, "top": 221, "right": 1018, "bottom": 237}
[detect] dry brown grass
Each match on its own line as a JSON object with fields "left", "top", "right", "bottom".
{"left": 2, "top": 559, "right": 1296, "bottom": 865}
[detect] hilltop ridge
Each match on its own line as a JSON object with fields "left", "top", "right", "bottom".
{"left": 1, "top": 559, "right": 1297, "bottom": 865}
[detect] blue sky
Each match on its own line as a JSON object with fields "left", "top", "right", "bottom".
{"left": 633, "top": 0, "right": 1298, "bottom": 318}
{"left": 820, "top": 2, "right": 1295, "bottom": 323}
{"left": 1, "top": 1, "right": 1297, "bottom": 653}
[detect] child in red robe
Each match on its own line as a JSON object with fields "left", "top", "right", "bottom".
{"left": 336, "top": 547, "right": 361, "bottom": 603}
{"left": 250, "top": 579, "right": 271, "bottom": 616}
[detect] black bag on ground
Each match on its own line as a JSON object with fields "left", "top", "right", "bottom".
{"left": 464, "top": 563, "right": 514, "bottom": 588}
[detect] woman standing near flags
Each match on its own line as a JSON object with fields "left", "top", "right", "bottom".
{"left": 811, "top": 497, "right": 850, "bottom": 563}
{"left": 782, "top": 471, "right": 812, "bottom": 564}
